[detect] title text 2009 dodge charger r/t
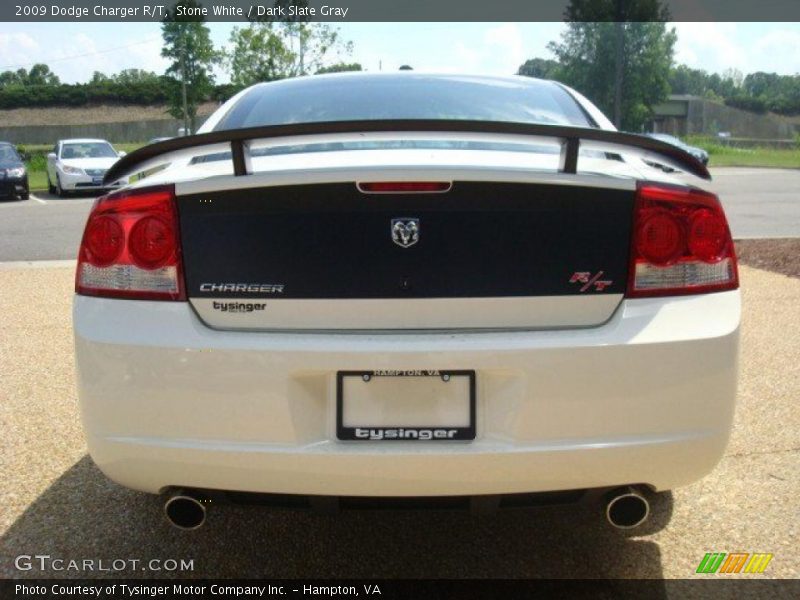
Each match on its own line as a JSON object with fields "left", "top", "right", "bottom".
{"left": 73, "top": 74, "right": 739, "bottom": 530}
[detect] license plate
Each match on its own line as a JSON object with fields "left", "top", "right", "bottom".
{"left": 92, "top": 177, "right": 103, "bottom": 185}
{"left": 336, "top": 370, "right": 475, "bottom": 441}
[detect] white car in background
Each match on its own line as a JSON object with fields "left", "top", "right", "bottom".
{"left": 73, "top": 74, "right": 740, "bottom": 531}
{"left": 46, "top": 138, "right": 128, "bottom": 197}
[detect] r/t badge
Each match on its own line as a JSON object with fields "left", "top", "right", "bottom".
{"left": 570, "top": 271, "right": 613, "bottom": 292}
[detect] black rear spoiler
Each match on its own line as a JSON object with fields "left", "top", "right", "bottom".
{"left": 104, "top": 119, "right": 710, "bottom": 185}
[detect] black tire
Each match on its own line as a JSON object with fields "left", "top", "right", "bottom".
{"left": 19, "top": 192, "right": 29, "bottom": 200}
{"left": 48, "top": 177, "right": 56, "bottom": 195}
{"left": 56, "top": 176, "right": 67, "bottom": 198}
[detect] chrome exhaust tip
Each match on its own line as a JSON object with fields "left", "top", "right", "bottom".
{"left": 164, "top": 492, "right": 206, "bottom": 530}
{"left": 605, "top": 487, "right": 650, "bottom": 530}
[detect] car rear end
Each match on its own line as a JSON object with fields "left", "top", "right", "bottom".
{"left": 72, "top": 75, "right": 740, "bottom": 518}
{"left": 73, "top": 171, "right": 739, "bottom": 501}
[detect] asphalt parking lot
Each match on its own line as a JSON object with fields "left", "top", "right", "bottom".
{"left": 0, "top": 168, "right": 798, "bottom": 263}
{"left": 0, "top": 263, "right": 798, "bottom": 581}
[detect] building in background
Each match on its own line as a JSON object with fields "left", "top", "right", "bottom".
{"left": 648, "top": 95, "right": 798, "bottom": 144}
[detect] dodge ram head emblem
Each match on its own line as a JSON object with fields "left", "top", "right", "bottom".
{"left": 391, "top": 218, "right": 420, "bottom": 248}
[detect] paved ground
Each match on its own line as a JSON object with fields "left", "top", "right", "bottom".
{"left": 0, "top": 192, "right": 94, "bottom": 262}
{"left": 0, "top": 264, "right": 797, "bottom": 581}
{"left": 703, "top": 168, "right": 800, "bottom": 239}
{"left": 0, "top": 167, "right": 797, "bottom": 262}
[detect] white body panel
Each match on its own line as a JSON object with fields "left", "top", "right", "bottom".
{"left": 74, "top": 290, "right": 740, "bottom": 496}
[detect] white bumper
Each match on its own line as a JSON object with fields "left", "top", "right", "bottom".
{"left": 60, "top": 171, "right": 128, "bottom": 191}
{"left": 74, "top": 291, "right": 740, "bottom": 496}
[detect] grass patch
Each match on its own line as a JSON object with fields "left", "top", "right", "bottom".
{"left": 23, "top": 142, "right": 143, "bottom": 192}
{"left": 685, "top": 136, "right": 800, "bottom": 168}
{"left": 28, "top": 170, "right": 48, "bottom": 192}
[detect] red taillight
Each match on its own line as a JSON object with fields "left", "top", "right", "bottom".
{"left": 357, "top": 181, "right": 452, "bottom": 193}
{"left": 627, "top": 182, "right": 738, "bottom": 298}
{"left": 129, "top": 216, "right": 176, "bottom": 269}
{"left": 637, "top": 210, "right": 683, "bottom": 265}
{"left": 76, "top": 185, "right": 185, "bottom": 301}
{"left": 84, "top": 216, "right": 124, "bottom": 267}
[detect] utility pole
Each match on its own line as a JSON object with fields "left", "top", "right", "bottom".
{"left": 299, "top": 25, "right": 306, "bottom": 75}
{"left": 181, "top": 34, "right": 189, "bottom": 135}
{"left": 613, "top": 0, "right": 624, "bottom": 129}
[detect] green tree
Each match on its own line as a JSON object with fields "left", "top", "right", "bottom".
{"left": 283, "top": 23, "right": 353, "bottom": 76}
{"left": 517, "top": 58, "right": 559, "bottom": 79}
{"left": 226, "top": 22, "right": 352, "bottom": 87}
{"left": 316, "top": 62, "right": 363, "bottom": 75}
{"left": 226, "top": 23, "right": 295, "bottom": 87}
{"left": 90, "top": 71, "right": 110, "bottom": 84}
{"left": 26, "top": 63, "right": 60, "bottom": 85}
{"left": 0, "top": 70, "right": 24, "bottom": 86}
{"left": 161, "top": 0, "right": 218, "bottom": 133}
{"left": 113, "top": 69, "right": 160, "bottom": 85}
{"left": 548, "top": 0, "right": 676, "bottom": 131}
{"left": 0, "top": 65, "right": 60, "bottom": 86}
{"left": 669, "top": 65, "right": 710, "bottom": 96}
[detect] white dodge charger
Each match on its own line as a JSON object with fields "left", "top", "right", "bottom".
{"left": 73, "top": 74, "right": 739, "bottom": 530}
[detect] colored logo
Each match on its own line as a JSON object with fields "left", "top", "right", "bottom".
{"left": 696, "top": 553, "right": 773, "bottom": 574}
{"left": 569, "top": 271, "right": 612, "bottom": 292}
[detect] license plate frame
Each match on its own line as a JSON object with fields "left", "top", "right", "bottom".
{"left": 92, "top": 176, "right": 103, "bottom": 186}
{"left": 336, "top": 370, "right": 476, "bottom": 441}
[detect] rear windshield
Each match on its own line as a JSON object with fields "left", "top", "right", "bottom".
{"left": 215, "top": 74, "right": 593, "bottom": 131}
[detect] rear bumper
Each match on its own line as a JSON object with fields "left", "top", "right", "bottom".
{"left": 74, "top": 290, "right": 740, "bottom": 496}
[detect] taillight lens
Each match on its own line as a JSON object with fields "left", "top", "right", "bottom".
{"left": 76, "top": 185, "right": 185, "bottom": 301}
{"left": 627, "top": 183, "right": 738, "bottom": 297}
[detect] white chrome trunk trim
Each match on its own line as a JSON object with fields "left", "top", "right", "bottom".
{"left": 188, "top": 295, "right": 624, "bottom": 331}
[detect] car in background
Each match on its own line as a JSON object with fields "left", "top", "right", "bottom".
{"left": 645, "top": 133, "right": 709, "bottom": 165}
{"left": 0, "top": 142, "right": 29, "bottom": 201}
{"left": 46, "top": 139, "right": 129, "bottom": 197}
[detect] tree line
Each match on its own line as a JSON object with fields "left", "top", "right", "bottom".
{"left": 0, "top": 0, "right": 360, "bottom": 129}
{"left": 2, "top": 0, "right": 797, "bottom": 132}
{"left": 159, "top": 0, "right": 359, "bottom": 131}
{"left": 520, "top": 57, "right": 800, "bottom": 124}
{"left": 518, "top": 0, "right": 799, "bottom": 131}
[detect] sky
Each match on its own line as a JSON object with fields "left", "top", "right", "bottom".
{"left": 0, "top": 22, "right": 798, "bottom": 84}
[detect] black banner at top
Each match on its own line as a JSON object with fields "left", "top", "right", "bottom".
{"left": 4, "top": 0, "right": 800, "bottom": 22}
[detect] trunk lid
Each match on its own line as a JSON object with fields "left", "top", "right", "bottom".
{"left": 177, "top": 173, "right": 635, "bottom": 331}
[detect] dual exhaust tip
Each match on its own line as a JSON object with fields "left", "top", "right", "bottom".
{"left": 163, "top": 486, "right": 651, "bottom": 531}
{"left": 605, "top": 487, "right": 650, "bottom": 530}
{"left": 164, "top": 492, "right": 206, "bottom": 530}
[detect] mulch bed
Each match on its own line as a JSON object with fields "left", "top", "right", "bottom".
{"left": 734, "top": 239, "right": 800, "bottom": 279}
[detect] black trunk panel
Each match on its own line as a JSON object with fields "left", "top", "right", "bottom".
{"left": 178, "top": 182, "right": 633, "bottom": 299}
